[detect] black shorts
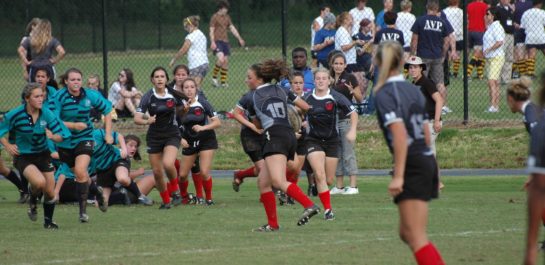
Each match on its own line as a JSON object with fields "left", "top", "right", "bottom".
{"left": 305, "top": 137, "right": 339, "bottom": 158}
{"left": 58, "top": 140, "right": 94, "bottom": 168}
{"left": 58, "top": 178, "right": 78, "bottom": 203}
{"left": 515, "top": 28, "right": 526, "bottom": 45}
{"left": 526, "top": 43, "right": 545, "bottom": 50}
{"left": 182, "top": 137, "right": 218, "bottom": 156}
{"left": 97, "top": 159, "right": 130, "bottom": 188}
{"left": 296, "top": 138, "right": 307, "bottom": 156}
{"left": 262, "top": 126, "right": 296, "bottom": 161}
{"left": 191, "top": 157, "right": 201, "bottom": 174}
{"left": 146, "top": 134, "right": 181, "bottom": 154}
{"left": 468, "top": 31, "right": 484, "bottom": 47}
{"left": 241, "top": 130, "right": 265, "bottom": 162}
{"left": 394, "top": 154, "right": 439, "bottom": 204}
{"left": 14, "top": 151, "right": 54, "bottom": 174}
{"left": 455, "top": 40, "right": 463, "bottom": 51}
{"left": 213, "top": 40, "right": 231, "bottom": 56}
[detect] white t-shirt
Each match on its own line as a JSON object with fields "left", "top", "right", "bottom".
{"left": 185, "top": 29, "right": 209, "bottom": 69}
{"left": 335, "top": 26, "right": 356, "bottom": 64}
{"left": 108, "top": 81, "right": 138, "bottom": 106}
{"left": 349, "top": 6, "right": 375, "bottom": 35}
{"left": 483, "top": 21, "right": 505, "bottom": 58}
{"left": 443, "top": 6, "right": 463, "bottom": 41}
{"left": 521, "top": 8, "right": 545, "bottom": 45}
{"left": 396, "top": 12, "right": 416, "bottom": 48}
{"left": 311, "top": 16, "right": 324, "bottom": 49}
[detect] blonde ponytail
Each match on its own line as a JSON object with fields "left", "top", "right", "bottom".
{"left": 374, "top": 41, "right": 404, "bottom": 92}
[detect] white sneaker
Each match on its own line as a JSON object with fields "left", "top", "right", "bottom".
{"left": 330, "top": 187, "right": 345, "bottom": 195}
{"left": 343, "top": 187, "right": 359, "bottom": 195}
{"left": 212, "top": 78, "right": 219, "bottom": 87}
{"left": 485, "top": 106, "right": 499, "bottom": 113}
{"left": 441, "top": 106, "right": 452, "bottom": 114}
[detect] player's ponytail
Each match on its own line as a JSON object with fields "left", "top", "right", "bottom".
{"left": 374, "top": 41, "right": 404, "bottom": 92}
{"left": 254, "top": 59, "right": 288, "bottom": 83}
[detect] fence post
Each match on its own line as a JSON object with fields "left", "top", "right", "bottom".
{"left": 281, "top": 0, "right": 287, "bottom": 61}
{"left": 102, "top": 0, "right": 109, "bottom": 96}
{"left": 25, "top": 0, "right": 31, "bottom": 23}
{"left": 122, "top": 0, "right": 127, "bottom": 51}
{"left": 462, "top": 0, "right": 469, "bottom": 125}
{"left": 58, "top": 0, "right": 65, "bottom": 45}
{"left": 157, "top": 0, "right": 162, "bottom": 49}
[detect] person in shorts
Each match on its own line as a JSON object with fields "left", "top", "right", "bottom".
{"left": 520, "top": 0, "right": 545, "bottom": 78}
{"left": 0, "top": 83, "right": 71, "bottom": 229}
{"left": 209, "top": 0, "right": 245, "bottom": 87}
{"left": 513, "top": 0, "right": 533, "bottom": 78}
{"left": 466, "top": 0, "right": 488, "bottom": 79}
{"left": 483, "top": 8, "right": 506, "bottom": 113}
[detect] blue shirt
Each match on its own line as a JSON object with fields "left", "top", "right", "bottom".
{"left": 411, "top": 14, "right": 453, "bottom": 59}
{"left": 280, "top": 67, "right": 315, "bottom": 93}
{"left": 376, "top": 10, "right": 387, "bottom": 29}
{"left": 313, "top": 28, "right": 337, "bottom": 61}
{"left": 52, "top": 88, "right": 112, "bottom": 149}
{"left": 92, "top": 129, "right": 121, "bottom": 172}
{"left": 0, "top": 105, "right": 71, "bottom": 154}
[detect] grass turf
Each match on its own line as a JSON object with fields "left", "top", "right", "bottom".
{"left": 0, "top": 175, "right": 533, "bottom": 265}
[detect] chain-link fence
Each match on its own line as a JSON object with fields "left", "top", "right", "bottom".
{"left": 0, "top": 0, "right": 537, "bottom": 126}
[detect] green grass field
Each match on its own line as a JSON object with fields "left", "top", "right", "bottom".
{"left": 0, "top": 175, "right": 533, "bottom": 265}
{"left": 1, "top": 47, "right": 544, "bottom": 124}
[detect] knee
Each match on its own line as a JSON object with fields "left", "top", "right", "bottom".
{"left": 33, "top": 178, "right": 46, "bottom": 190}
{"left": 73, "top": 168, "right": 88, "bottom": 180}
{"left": 152, "top": 168, "right": 163, "bottom": 179}
{"left": 118, "top": 176, "right": 131, "bottom": 186}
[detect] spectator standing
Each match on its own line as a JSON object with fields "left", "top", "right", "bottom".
{"left": 280, "top": 47, "right": 315, "bottom": 93}
{"left": 169, "top": 15, "right": 209, "bottom": 86}
{"left": 495, "top": 0, "right": 515, "bottom": 84}
{"left": 513, "top": 0, "right": 533, "bottom": 78}
{"left": 466, "top": 0, "right": 489, "bottom": 80}
{"left": 443, "top": 0, "right": 464, "bottom": 78}
{"left": 209, "top": 0, "right": 245, "bottom": 88}
{"left": 376, "top": 0, "right": 394, "bottom": 31}
{"left": 411, "top": 0, "right": 455, "bottom": 115}
{"left": 520, "top": 0, "right": 545, "bottom": 78}
{"left": 18, "top": 19, "right": 65, "bottom": 82}
{"left": 313, "top": 13, "right": 337, "bottom": 68}
{"left": 349, "top": 0, "right": 375, "bottom": 36}
{"left": 335, "top": 12, "right": 366, "bottom": 98}
{"left": 483, "top": 8, "right": 505, "bottom": 113}
{"left": 310, "top": 5, "right": 331, "bottom": 68}
{"left": 19, "top": 17, "right": 41, "bottom": 81}
{"left": 396, "top": 0, "right": 416, "bottom": 57}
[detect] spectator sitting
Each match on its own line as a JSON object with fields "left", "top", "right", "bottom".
{"left": 108, "top": 68, "right": 142, "bottom": 117}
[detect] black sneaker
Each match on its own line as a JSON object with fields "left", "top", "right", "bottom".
{"left": 195, "top": 197, "right": 205, "bottom": 205}
{"left": 138, "top": 195, "right": 153, "bottom": 206}
{"left": 286, "top": 196, "right": 295, "bottom": 205}
{"left": 159, "top": 203, "right": 171, "bottom": 210}
{"left": 297, "top": 205, "right": 320, "bottom": 226}
{"left": 277, "top": 191, "right": 288, "bottom": 206}
{"left": 232, "top": 172, "right": 242, "bottom": 192}
{"left": 252, "top": 224, "right": 279, "bottom": 232}
{"left": 27, "top": 204, "right": 38, "bottom": 222}
{"left": 79, "top": 213, "right": 89, "bottom": 223}
{"left": 205, "top": 199, "right": 215, "bottom": 206}
{"left": 324, "top": 209, "right": 335, "bottom": 221}
{"left": 96, "top": 186, "right": 108, "bottom": 212}
{"left": 119, "top": 187, "right": 132, "bottom": 206}
{"left": 171, "top": 192, "right": 182, "bottom": 206}
{"left": 44, "top": 222, "right": 59, "bottom": 229}
{"left": 18, "top": 192, "right": 29, "bottom": 204}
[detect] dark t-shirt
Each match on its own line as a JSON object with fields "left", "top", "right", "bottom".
{"left": 179, "top": 96, "right": 217, "bottom": 140}
{"left": 414, "top": 76, "right": 439, "bottom": 121}
{"left": 523, "top": 102, "right": 540, "bottom": 134}
{"left": 21, "top": 37, "right": 61, "bottom": 67}
{"left": 248, "top": 84, "right": 299, "bottom": 130}
{"left": 137, "top": 88, "right": 183, "bottom": 138}
{"left": 332, "top": 71, "right": 359, "bottom": 111}
{"left": 303, "top": 90, "right": 355, "bottom": 140}
{"left": 514, "top": 0, "right": 533, "bottom": 24}
{"left": 495, "top": 4, "right": 515, "bottom": 34}
{"left": 411, "top": 14, "right": 453, "bottom": 59}
{"left": 374, "top": 27, "right": 405, "bottom": 46}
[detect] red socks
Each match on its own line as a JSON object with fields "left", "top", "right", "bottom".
{"left": 286, "top": 169, "right": 299, "bottom": 184}
{"left": 286, "top": 183, "right": 314, "bottom": 208}
{"left": 260, "top": 191, "right": 279, "bottom": 229}
{"left": 179, "top": 180, "right": 189, "bottom": 198}
{"left": 167, "top": 177, "right": 179, "bottom": 195}
{"left": 174, "top": 159, "right": 181, "bottom": 176}
{"left": 159, "top": 190, "right": 171, "bottom": 204}
{"left": 235, "top": 166, "right": 256, "bottom": 179}
{"left": 203, "top": 177, "right": 213, "bottom": 200}
{"left": 192, "top": 172, "right": 204, "bottom": 198}
{"left": 318, "top": 190, "right": 331, "bottom": 211}
{"left": 414, "top": 243, "right": 445, "bottom": 265}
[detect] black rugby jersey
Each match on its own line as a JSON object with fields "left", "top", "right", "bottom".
{"left": 528, "top": 113, "right": 545, "bottom": 174}
{"left": 304, "top": 89, "right": 355, "bottom": 140}
{"left": 523, "top": 101, "right": 541, "bottom": 134}
{"left": 236, "top": 90, "right": 263, "bottom": 136}
{"left": 137, "top": 88, "right": 183, "bottom": 137}
{"left": 375, "top": 74, "right": 430, "bottom": 155}
{"left": 179, "top": 96, "right": 217, "bottom": 140}
{"left": 248, "top": 83, "right": 299, "bottom": 130}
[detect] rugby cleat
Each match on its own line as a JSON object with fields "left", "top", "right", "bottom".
{"left": 232, "top": 172, "right": 243, "bottom": 192}
{"left": 324, "top": 209, "right": 335, "bottom": 221}
{"left": 297, "top": 205, "right": 320, "bottom": 226}
{"left": 171, "top": 192, "right": 182, "bottom": 206}
{"left": 138, "top": 195, "right": 153, "bottom": 206}
{"left": 18, "top": 192, "right": 29, "bottom": 204}
{"left": 253, "top": 224, "right": 279, "bottom": 232}
{"left": 205, "top": 199, "right": 215, "bottom": 206}
{"left": 96, "top": 186, "right": 108, "bottom": 212}
{"left": 27, "top": 204, "right": 38, "bottom": 222}
{"left": 79, "top": 214, "right": 89, "bottom": 223}
{"left": 159, "top": 203, "right": 171, "bottom": 210}
{"left": 44, "top": 222, "right": 59, "bottom": 230}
